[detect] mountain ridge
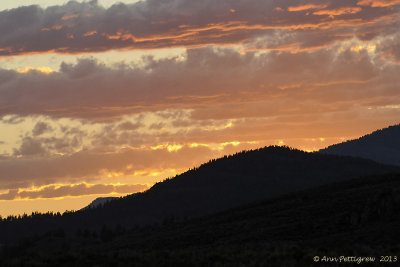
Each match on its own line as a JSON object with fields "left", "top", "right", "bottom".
{"left": 320, "top": 124, "right": 400, "bottom": 166}
{"left": 1, "top": 146, "right": 399, "bottom": 244}
{"left": 82, "top": 197, "right": 119, "bottom": 210}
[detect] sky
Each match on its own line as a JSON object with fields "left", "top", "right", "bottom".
{"left": 0, "top": 0, "right": 399, "bottom": 217}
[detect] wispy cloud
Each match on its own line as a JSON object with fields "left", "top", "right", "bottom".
{"left": 357, "top": 0, "right": 400, "bottom": 7}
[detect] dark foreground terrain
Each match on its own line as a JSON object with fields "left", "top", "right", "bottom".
{"left": 2, "top": 173, "right": 400, "bottom": 266}
{"left": 1, "top": 146, "right": 398, "bottom": 244}
{"left": 1, "top": 143, "right": 400, "bottom": 266}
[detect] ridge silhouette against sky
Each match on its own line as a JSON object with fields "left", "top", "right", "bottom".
{"left": 2, "top": 146, "right": 399, "bottom": 243}
{"left": 320, "top": 124, "right": 400, "bottom": 166}
{"left": 0, "top": 0, "right": 399, "bottom": 216}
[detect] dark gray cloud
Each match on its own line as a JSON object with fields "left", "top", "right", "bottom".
{"left": 12, "top": 123, "right": 85, "bottom": 157}
{"left": 13, "top": 137, "right": 47, "bottom": 156}
{"left": 117, "top": 121, "right": 143, "bottom": 131}
{"left": 378, "top": 32, "right": 400, "bottom": 62}
{"left": 149, "top": 122, "right": 165, "bottom": 130}
{"left": 0, "top": 0, "right": 398, "bottom": 55}
{"left": 32, "top": 121, "right": 52, "bottom": 136}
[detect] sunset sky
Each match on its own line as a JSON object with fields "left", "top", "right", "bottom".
{"left": 0, "top": 0, "right": 399, "bottom": 217}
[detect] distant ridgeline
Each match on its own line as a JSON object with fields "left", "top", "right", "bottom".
{"left": 320, "top": 124, "right": 400, "bottom": 166}
{"left": 81, "top": 197, "right": 119, "bottom": 210}
{"left": 1, "top": 146, "right": 399, "bottom": 244}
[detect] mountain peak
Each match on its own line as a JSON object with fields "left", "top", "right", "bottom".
{"left": 83, "top": 197, "right": 119, "bottom": 210}
{"left": 320, "top": 123, "right": 400, "bottom": 166}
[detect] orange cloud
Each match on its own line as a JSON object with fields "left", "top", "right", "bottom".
{"left": 288, "top": 4, "right": 328, "bottom": 12}
{"left": 41, "top": 25, "right": 65, "bottom": 31}
{"left": 61, "top": 14, "right": 79, "bottom": 21}
{"left": 357, "top": 0, "right": 400, "bottom": 7}
{"left": 83, "top": 30, "right": 98, "bottom": 37}
{"left": 16, "top": 67, "right": 54, "bottom": 74}
{"left": 313, "top": 7, "right": 362, "bottom": 16}
{"left": 0, "top": 183, "right": 148, "bottom": 200}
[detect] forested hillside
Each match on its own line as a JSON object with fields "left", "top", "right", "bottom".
{"left": 3, "top": 173, "right": 400, "bottom": 266}
{"left": 1, "top": 146, "right": 398, "bottom": 244}
{"left": 320, "top": 124, "right": 400, "bottom": 166}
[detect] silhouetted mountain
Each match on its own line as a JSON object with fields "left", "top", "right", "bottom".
{"left": 320, "top": 124, "right": 400, "bottom": 166}
{"left": 1, "top": 146, "right": 399, "bottom": 245}
{"left": 82, "top": 197, "right": 119, "bottom": 210}
{"left": 3, "top": 173, "right": 400, "bottom": 266}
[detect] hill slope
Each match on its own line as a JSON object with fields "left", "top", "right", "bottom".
{"left": 3, "top": 173, "right": 400, "bottom": 266}
{"left": 320, "top": 124, "right": 400, "bottom": 166}
{"left": 88, "top": 146, "right": 399, "bottom": 224}
{"left": 1, "top": 146, "right": 399, "bottom": 243}
{"left": 82, "top": 197, "right": 119, "bottom": 210}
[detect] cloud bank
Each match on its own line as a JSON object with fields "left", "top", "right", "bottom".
{"left": 0, "top": 0, "right": 398, "bottom": 55}
{"left": 1, "top": 46, "right": 399, "bottom": 120}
